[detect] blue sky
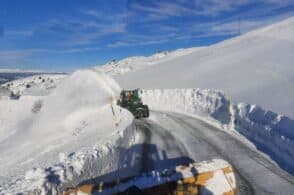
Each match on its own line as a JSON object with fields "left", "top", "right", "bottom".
{"left": 0, "top": 0, "right": 293, "bottom": 72}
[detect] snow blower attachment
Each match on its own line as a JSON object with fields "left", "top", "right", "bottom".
{"left": 64, "top": 159, "right": 236, "bottom": 195}
{"left": 117, "top": 89, "right": 149, "bottom": 119}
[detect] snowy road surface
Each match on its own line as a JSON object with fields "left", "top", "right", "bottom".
{"left": 135, "top": 111, "right": 294, "bottom": 195}
{"left": 135, "top": 119, "right": 192, "bottom": 173}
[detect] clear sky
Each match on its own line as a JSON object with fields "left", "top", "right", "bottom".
{"left": 0, "top": 0, "right": 293, "bottom": 72}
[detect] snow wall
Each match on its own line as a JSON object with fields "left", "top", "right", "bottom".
{"left": 140, "top": 89, "right": 294, "bottom": 174}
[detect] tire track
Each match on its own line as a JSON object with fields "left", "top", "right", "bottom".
{"left": 167, "top": 112, "right": 294, "bottom": 194}
{"left": 134, "top": 119, "right": 192, "bottom": 173}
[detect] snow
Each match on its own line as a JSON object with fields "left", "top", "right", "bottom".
{"left": 140, "top": 88, "right": 231, "bottom": 125}
{"left": 0, "top": 96, "right": 38, "bottom": 143}
{"left": 114, "top": 16, "right": 294, "bottom": 119}
{"left": 96, "top": 47, "right": 203, "bottom": 76}
{"left": 1, "top": 16, "right": 294, "bottom": 194}
{"left": 148, "top": 111, "right": 294, "bottom": 194}
{"left": 0, "top": 70, "right": 238, "bottom": 194}
{"left": 0, "top": 68, "right": 44, "bottom": 73}
{"left": 0, "top": 70, "right": 137, "bottom": 194}
{"left": 139, "top": 88, "right": 294, "bottom": 174}
{"left": 0, "top": 86, "right": 10, "bottom": 97}
{"left": 231, "top": 102, "right": 294, "bottom": 174}
{"left": 1, "top": 74, "right": 66, "bottom": 96}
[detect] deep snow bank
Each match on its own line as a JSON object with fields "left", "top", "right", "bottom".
{"left": 232, "top": 103, "right": 294, "bottom": 174}
{"left": 141, "top": 88, "right": 231, "bottom": 124}
{"left": 140, "top": 89, "right": 294, "bottom": 174}
{"left": 0, "top": 70, "right": 140, "bottom": 194}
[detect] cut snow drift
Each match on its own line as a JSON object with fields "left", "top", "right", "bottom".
{"left": 232, "top": 103, "right": 294, "bottom": 173}
{"left": 140, "top": 88, "right": 231, "bottom": 124}
{"left": 140, "top": 88, "right": 294, "bottom": 174}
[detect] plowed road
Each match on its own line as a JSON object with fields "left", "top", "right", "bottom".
{"left": 135, "top": 111, "right": 294, "bottom": 195}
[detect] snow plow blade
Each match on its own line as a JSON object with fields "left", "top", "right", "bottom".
{"left": 64, "top": 159, "right": 236, "bottom": 195}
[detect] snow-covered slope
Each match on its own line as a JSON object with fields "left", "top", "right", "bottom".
{"left": 1, "top": 74, "right": 66, "bottom": 96}
{"left": 0, "top": 69, "right": 65, "bottom": 86}
{"left": 0, "top": 70, "right": 137, "bottom": 194}
{"left": 114, "top": 17, "right": 294, "bottom": 118}
{"left": 96, "top": 47, "right": 203, "bottom": 75}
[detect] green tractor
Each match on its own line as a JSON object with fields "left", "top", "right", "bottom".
{"left": 117, "top": 89, "right": 149, "bottom": 119}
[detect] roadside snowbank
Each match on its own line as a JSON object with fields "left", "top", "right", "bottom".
{"left": 231, "top": 103, "right": 294, "bottom": 173}
{"left": 140, "top": 89, "right": 294, "bottom": 174}
{"left": 0, "top": 70, "right": 140, "bottom": 194}
{"left": 141, "top": 89, "right": 231, "bottom": 125}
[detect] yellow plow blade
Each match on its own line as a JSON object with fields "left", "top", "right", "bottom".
{"left": 64, "top": 159, "right": 236, "bottom": 195}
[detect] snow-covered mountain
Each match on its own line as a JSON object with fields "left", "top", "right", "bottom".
{"left": 1, "top": 17, "right": 294, "bottom": 194}
{"left": 96, "top": 47, "right": 204, "bottom": 75}
{"left": 0, "top": 69, "right": 65, "bottom": 85}
{"left": 107, "top": 17, "right": 294, "bottom": 118}
{"left": 1, "top": 74, "right": 66, "bottom": 96}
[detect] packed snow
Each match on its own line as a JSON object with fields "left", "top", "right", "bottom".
{"left": 0, "top": 70, "right": 136, "bottom": 194}
{"left": 113, "top": 17, "right": 294, "bottom": 119}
